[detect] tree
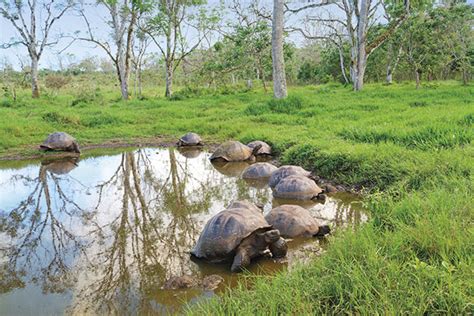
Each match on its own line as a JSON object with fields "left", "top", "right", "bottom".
{"left": 286, "top": 0, "right": 410, "bottom": 91}
{"left": 0, "top": 0, "right": 74, "bottom": 98}
{"left": 142, "top": 0, "right": 218, "bottom": 98}
{"left": 272, "top": 0, "right": 287, "bottom": 99}
{"left": 78, "top": 0, "right": 150, "bottom": 100}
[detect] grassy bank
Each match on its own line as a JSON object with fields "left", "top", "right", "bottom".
{"left": 1, "top": 81, "right": 473, "bottom": 313}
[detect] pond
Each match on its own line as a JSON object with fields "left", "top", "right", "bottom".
{"left": 0, "top": 147, "right": 366, "bottom": 315}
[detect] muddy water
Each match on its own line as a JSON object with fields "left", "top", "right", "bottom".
{"left": 0, "top": 148, "right": 366, "bottom": 315}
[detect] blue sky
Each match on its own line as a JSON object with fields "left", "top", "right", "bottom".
{"left": 1, "top": 0, "right": 472, "bottom": 70}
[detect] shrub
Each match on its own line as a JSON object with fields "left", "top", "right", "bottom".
{"left": 45, "top": 74, "right": 71, "bottom": 92}
{"left": 42, "top": 111, "right": 80, "bottom": 125}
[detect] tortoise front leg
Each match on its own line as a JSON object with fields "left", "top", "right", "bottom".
{"left": 231, "top": 248, "right": 250, "bottom": 272}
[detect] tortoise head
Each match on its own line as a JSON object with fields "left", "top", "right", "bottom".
{"left": 250, "top": 144, "right": 262, "bottom": 156}
{"left": 261, "top": 229, "right": 281, "bottom": 244}
{"left": 315, "top": 225, "right": 331, "bottom": 237}
{"left": 72, "top": 141, "right": 81, "bottom": 154}
{"left": 269, "top": 237, "right": 288, "bottom": 258}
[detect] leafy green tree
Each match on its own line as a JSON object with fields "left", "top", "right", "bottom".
{"left": 142, "top": 0, "right": 219, "bottom": 98}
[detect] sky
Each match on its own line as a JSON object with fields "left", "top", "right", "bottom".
{"left": 0, "top": 0, "right": 238, "bottom": 70}
{"left": 1, "top": 0, "right": 472, "bottom": 70}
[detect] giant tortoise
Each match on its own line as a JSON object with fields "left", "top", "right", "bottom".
{"left": 272, "top": 175, "right": 325, "bottom": 200}
{"left": 177, "top": 132, "right": 202, "bottom": 147}
{"left": 210, "top": 141, "right": 261, "bottom": 162}
{"left": 265, "top": 205, "right": 330, "bottom": 238}
{"left": 268, "top": 165, "right": 312, "bottom": 188}
{"left": 40, "top": 132, "right": 80, "bottom": 153}
{"left": 191, "top": 201, "right": 287, "bottom": 272}
{"left": 247, "top": 141, "right": 272, "bottom": 156}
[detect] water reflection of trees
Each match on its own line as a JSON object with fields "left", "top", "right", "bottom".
{"left": 0, "top": 158, "right": 88, "bottom": 295}
{"left": 72, "top": 149, "right": 236, "bottom": 314}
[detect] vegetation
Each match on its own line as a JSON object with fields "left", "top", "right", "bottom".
{"left": 1, "top": 80, "right": 471, "bottom": 314}
{"left": 1, "top": 0, "right": 473, "bottom": 313}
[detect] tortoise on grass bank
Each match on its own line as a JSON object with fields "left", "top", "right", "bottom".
{"left": 269, "top": 165, "right": 312, "bottom": 188}
{"left": 191, "top": 201, "right": 287, "bottom": 272}
{"left": 210, "top": 141, "right": 262, "bottom": 162}
{"left": 40, "top": 132, "right": 80, "bottom": 153}
{"left": 177, "top": 132, "right": 203, "bottom": 147}
{"left": 272, "top": 175, "right": 325, "bottom": 200}
{"left": 247, "top": 141, "right": 272, "bottom": 156}
{"left": 265, "top": 205, "right": 330, "bottom": 238}
{"left": 242, "top": 162, "right": 277, "bottom": 180}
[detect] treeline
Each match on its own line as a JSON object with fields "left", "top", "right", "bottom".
{"left": 0, "top": 0, "right": 472, "bottom": 100}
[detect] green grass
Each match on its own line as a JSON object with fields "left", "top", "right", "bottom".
{"left": 0, "top": 80, "right": 473, "bottom": 314}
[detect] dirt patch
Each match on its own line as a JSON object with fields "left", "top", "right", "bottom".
{"left": 0, "top": 137, "right": 176, "bottom": 161}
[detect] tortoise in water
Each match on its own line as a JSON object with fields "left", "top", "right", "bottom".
{"left": 247, "top": 141, "right": 272, "bottom": 156}
{"left": 273, "top": 175, "right": 325, "bottom": 200}
{"left": 269, "top": 165, "right": 312, "bottom": 188}
{"left": 40, "top": 132, "right": 80, "bottom": 153}
{"left": 191, "top": 202, "right": 287, "bottom": 272}
{"left": 265, "top": 205, "right": 330, "bottom": 238}
{"left": 242, "top": 162, "right": 278, "bottom": 180}
{"left": 210, "top": 141, "right": 261, "bottom": 162}
{"left": 177, "top": 132, "right": 202, "bottom": 146}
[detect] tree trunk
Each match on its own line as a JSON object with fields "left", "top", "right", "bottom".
{"left": 271, "top": 0, "right": 287, "bottom": 99}
{"left": 165, "top": 62, "right": 173, "bottom": 98}
{"left": 337, "top": 45, "right": 349, "bottom": 84}
{"left": 31, "top": 55, "right": 40, "bottom": 98}
{"left": 138, "top": 66, "right": 142, "bottom": 98}
{"left": 119, "top": 66, "right": 129, "bottom": 100}
{"left": 415, "top": 69, "right": 421, "bottom": 89}
{"left": 462, "top": 69, "right": 469, "bottom": 85}
{"left": 386, "top": 65, "right": 393, "bottom": 84}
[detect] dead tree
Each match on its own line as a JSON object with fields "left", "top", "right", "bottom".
{"left": 0, "top": 0, "right": 74, "bottom": 98}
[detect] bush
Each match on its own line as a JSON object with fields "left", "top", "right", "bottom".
{"left": 45, "top": 74, "right": 71, "bottom": 92}
{"left": 42, "top": 111, "right": 80, "bottom": 125}
{"left": 71, "top": 87, "right": 103, "bottom": 107}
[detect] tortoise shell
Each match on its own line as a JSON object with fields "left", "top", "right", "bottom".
{"left": 40, "top": 132, "right": 80, "bottom": 153}
{"left": 178, "top": 132, "right": 202, "bottom": 146}
{"left": 210, "top": 141, "right": 254, "bottom": 162}
{"left": 265, "top": 205, "right": 322, "bottom": 238}
{"left": 272, "top": 175, "right": 323, "bottom": 200}
{"left": 269, "top": 165, "right": 311, "bottom": 188}
{"left": 247, "top": 141, "right": 272, "bottom": 155}
{"left": 227, "top": 200, "right": 262, "bottom": 213}
{"left": 190, "top": 205, "right": 271, "bottom": 262}
{"left": 242, "top": 162, "right": 277, "bottom": 179}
